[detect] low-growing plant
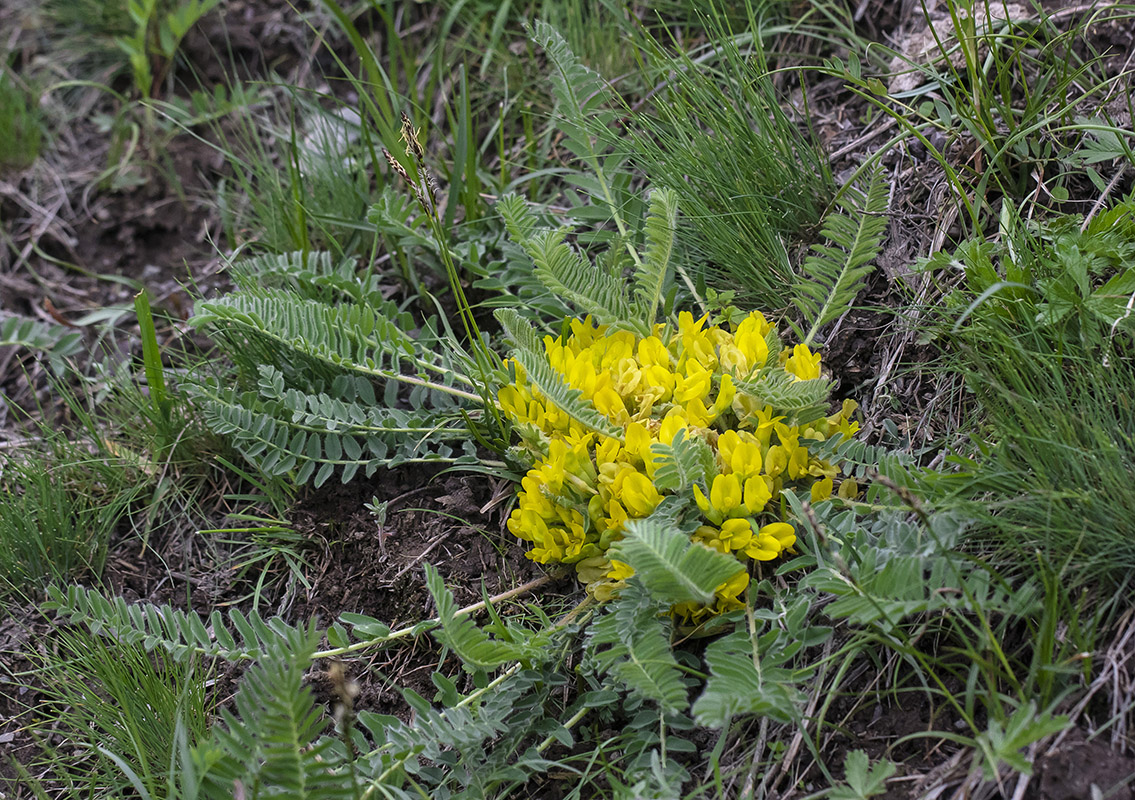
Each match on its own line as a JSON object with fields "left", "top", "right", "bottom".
{"left": 43, "top": 458, "right": 1102, "bottom": 798}
{"left": 495, "top": 186, "right": 860, "bottom": 617}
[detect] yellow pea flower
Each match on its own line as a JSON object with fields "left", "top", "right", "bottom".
{"left": 685, "top": 397, "right": 715, "bottom": 428}
{"left": 674, "top": 360, "right": 712, "bottom": 404}
{"left": 718, "top": 342, "right": 748, "bottom": 374}
{"left": 592, "top": 381, "right": 627, "bottom": 420}
{"left": 810, "top": 477, "right": 834, "bottom": 503}
{"left": 808, "top": 459, "right": 839, "bottom": 480}
{"left": 746, "top": 535, "right": 779, "bottom": 561}
{"left": 714, "top": 374, "right": 736, "bottom": 416}
{"left": 693, "top": 524, "right": 724, "bottom": 552}
{"left": 637, "top": 335, "right": 670, "bottom": 366}
{"left": 595, "top": 435, "right": 622, "bottom": 469}
{"left": 498, "top": 384, "right": 529, "bottom": 422}
{"left": 608, "top": 559, "right": 634, "bottom": 580}
{"left": 733, "top": 311, "right": 771, "bottom": 371}
{"left": 677, "top": 312, "right": 717, "bottom": 369}
{"left": 719, "top": 430, "right": 762, "bottom": 479}
{"left": 620, "top": 471, "right": 663, "bottom": 517}
{"left": 603, "top": 497, "right": 629, "bottom": 534}
{"left": 713, "top": 570, "right": 750, "bottom": 614}
{"left": 744, "top": 522, "right": 795, "bottom": 561}
{"left": 710, "top": 473, "right": 744, "bottom": 515}
{"left": 719, "top": 518, "right": 753, "bottom": 553}
{"left": 659, "top": 409, "right": 690, "bottom": 445}
{"left": 743, "top": 475, "right": 773, "bottom": 513}
{"left": 638, "top": 363, "right": 675, "bottom": 407}
{"left": 785, "top": 343, "right": 822, "bottom": 381}
{"left": 765, "top": 445, "right": 788, "bottom": 478}
{"left": 569, "top": 315, "right": 605, "bottom": 347}
{"left": 694, "top": 473, "right": 745, "bottom": 525}
{"left": 625, "top": 422, "right": 653, "bottom": 467}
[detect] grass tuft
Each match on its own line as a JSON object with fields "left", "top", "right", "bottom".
{"left": 626, "top": 6, "right": 833, "bottom": 309}
{"left": 0, "top": 69, "right": 43, "bottom": 172}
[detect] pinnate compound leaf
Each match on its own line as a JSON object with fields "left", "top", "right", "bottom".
{"left": 44, "top": 584, "right": 307, "bottom": 663}
{"left": 649, "top": 430, "right": 715, "bottom": 493}
{"left": 733, "top": 368, "right": 832, "bottom": 425}
{"left": 424, "top": 563, "right": 548, "bottom": 670}
{"left": 692, "top": 629, "right": 803, "bottom": 728}
{"left": 196, "top": 620, "right": 356, "bottom": 799}
{"left": 525, "top": 21, "right": 618, "bottom": 177}
{"left": 586, "top": 582, "right": 688, "bottom": 712}
{"left": 496, "top": 308, "right": 623, "bottom": 440}
{"left": 793, "top": 166, "right": 889, "bottom": 345}
{"left": 498, "top": 193, "right": 637, "bottom": 327}
{"left": 635, "top": 187, "right": 679, "bottom": 328}
{"left": 611, "top": 518, "right": 744, "bottom": 606}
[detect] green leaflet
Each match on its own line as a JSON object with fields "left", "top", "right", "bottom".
{"left": 497, "top": 186, "right": 681, "bottom": 338}
{"left": 199, "top": 374, "right": 477, "bottom": 487}
{"left": 193, "top": 288, "right": 419, "bottom": 374}
{"left": 228, "top": 250, "right": 385, "bottom": 305}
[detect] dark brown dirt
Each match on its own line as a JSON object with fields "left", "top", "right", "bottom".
{"left": 1032, "top": 731, "right": 1135, "bottom": 800}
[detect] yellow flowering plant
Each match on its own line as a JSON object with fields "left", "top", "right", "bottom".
{"left": 494, "top": 187, "right": 860, "bottom": 621}
{"left": 499, "top": 310, "right": 858, "bottom": 620}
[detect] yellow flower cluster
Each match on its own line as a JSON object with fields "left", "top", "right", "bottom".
{"left": 500, "top": 311, "right": 858, "bottom": 619}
